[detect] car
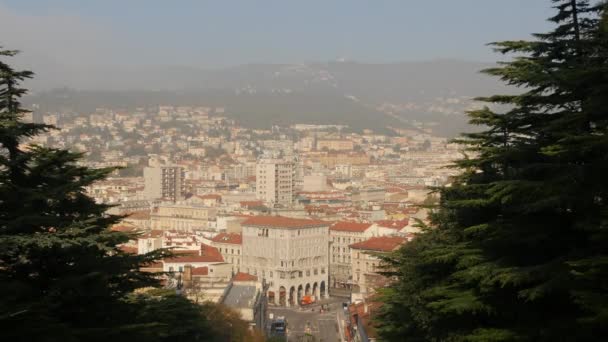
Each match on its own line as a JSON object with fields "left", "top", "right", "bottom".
{"left": 270, "top": 316, "right": 287, "bottom": 338}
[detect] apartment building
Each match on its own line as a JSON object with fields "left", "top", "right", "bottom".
{"left": 143, "top": 166, "right": 186, "bottom": 202}
{"left": 350, "top": 236, "right": 406, "bottom": 294}
{"left": 210, "top": 232, "right": 243, "bottom": 274}
{"left": 256, "top": 159, "right": 295, "bottom": 206}
{"left": 241, "top": 216, "right": 330, "bottom": 306}
{"left": 329, "top": 221, "right": 374, "bottom": 288}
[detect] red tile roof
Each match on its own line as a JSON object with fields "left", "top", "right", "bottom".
{"left": 242, "top": 216, "right": 328, "bottom": 229}
{"left": 111, "top": 225, "right": 137, "bottom": 232}
{"left": 211, "top": 232, "right": 243, "bottom": 245}
{"left": 119, "top": 245, "right": 138, "bottom": 254}
{"left": 240, "top": 200, "right": 264, "bottom": 208}
{"left": 140, "top": 230, "right": 163, "bottom": 238}
{"left": 375, "top": 219, "right": 409, "bottom": 230}
{"left": 163, "top": 244, "right": 224, "bottom": 263}
{"left": 233, "top": 272, "right": 258, "bottom": 282}
{"left": 350, "top": 236, "right": 406, "bottom": 252}
{"left": 192, "top": 266, "right": 209, "bottom": 276}
{"left": 331, "top": 221, "right": 372, "bottom": 233}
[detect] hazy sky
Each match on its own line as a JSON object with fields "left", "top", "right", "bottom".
{"left": 1, "top": 0, "right": 555, "bottom": 69}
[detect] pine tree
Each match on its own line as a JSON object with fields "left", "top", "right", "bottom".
{"left": 377, "top": 1, "right": 608, "bottom": 341}
{"left": 0, "top": 48, "right": 171, "bottom": 341}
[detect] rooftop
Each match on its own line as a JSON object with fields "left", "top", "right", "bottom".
{"left": 330, "top": 221, "right": 372, "bottom": 233}
{"left": 111, "top": 225, "right": 137, "bottom": 232}
{"left": 375, "top": 219, "right": 409, "bottom": 230}
{"left": 223, "top": 284, "right": 258, "bottom": 309}
{"left": 191, "top": 266, "right": 209, "bottom": 276}
{"left": 119, "top": 245, "right": 138, "bottom": 254}
{"left": 163, "top": 244, "right": 224, "bottom": 263}
{"left": 350, "top": 236, "right": 406, "bottom": 252}
{"left": 233, "top": 272, "right": 258, "bottom": 282}
{"left": 140, "top": 229, "right": 164, "bottom": 238}
{"left": 197, "top": 194, "right": 222, "bottom": 200}
{"left": 242, "top": 216, "right": 329, "bottom": 229}
{"left": 211, "top": 232, "right": 243, "bottom": 245}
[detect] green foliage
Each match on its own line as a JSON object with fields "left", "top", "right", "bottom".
{"left": 127, "top": 289, "right": 253, "bottom": 342}
{"left": 0, "top": 48, "right": 253, "bottom": 342}
{"left": 0, "top": 47, "right": 174, "bottom": 341}
{"left": 377, "top": 1, "right": 608, "bottom": 341}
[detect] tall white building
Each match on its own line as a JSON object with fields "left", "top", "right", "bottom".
{"left": 256, "top": 159, "right": 295, "bottom": 206}
{"left": 144, "top": 166, "right": 186, "bottom": 202}
{"left": 241, "top": 216, "right": 330, "bottom": 306}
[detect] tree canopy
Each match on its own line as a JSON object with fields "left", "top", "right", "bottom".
{"left": 377, "top": 1, "right": 608, "bottom": 341}
{"left": 0, "top": 48, "right": 254, "bottom": 341}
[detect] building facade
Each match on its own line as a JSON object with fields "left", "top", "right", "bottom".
{"left": 349, "top": 236, "right": 406, "bottom": 294}
{"left": 150, "top": 204, "right": 217, "bottom": 231}
{"left": 144, "top": 166, "right": 186, "bottom": 202}
{"left": 329, "top": 221, "right": 373, "bottom": 288}
{"left": 241, "top": 216, "right": 330, "bottom": 306}
{"left": 256, "top": 159, "right": 295, "bottom": 206}
{"left": 210, "top": 232, "right": 243, "bottom": 274}
{"left": 316, "top": 139, "right": 354, "bottom": 151}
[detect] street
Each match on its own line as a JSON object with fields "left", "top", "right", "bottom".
{"left": 268, "top": 298, "right": 344, "bottom": 342}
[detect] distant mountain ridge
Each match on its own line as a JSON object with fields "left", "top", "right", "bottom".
{"left": 23, "top": 60, "right": 507, "bottom": 137}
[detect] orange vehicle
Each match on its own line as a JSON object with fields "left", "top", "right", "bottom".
{"left": 300, "top": 295, "right": 315, "bottom": 306}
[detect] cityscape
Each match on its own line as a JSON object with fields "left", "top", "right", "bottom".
{"left": 23, "top": 102, "right": 459, "bottom": 340}
{"left": 2, "top": 1, "right": 607, "bottom": 341}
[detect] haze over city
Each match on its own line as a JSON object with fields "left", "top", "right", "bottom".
{"left": 2, "top": 0, "right": 553, "bottom": 89}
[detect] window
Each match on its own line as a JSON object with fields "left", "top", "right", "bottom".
{"left": 321, "top": 268, "right": 325, "bottom": 274}
{"left": 306, "top": 270, "right": 310, "bottom": 276}
{"left": 299, "top": 271, "right": 303, "bottom": 278}
{"left": 169, "top": 266, "right": 174, "bottom": 272}
{"left": 178, "top": 266, "right": 183, "bottom": 272}
{"left": 281, "top": 261, "right": 284, "bottom": 267}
